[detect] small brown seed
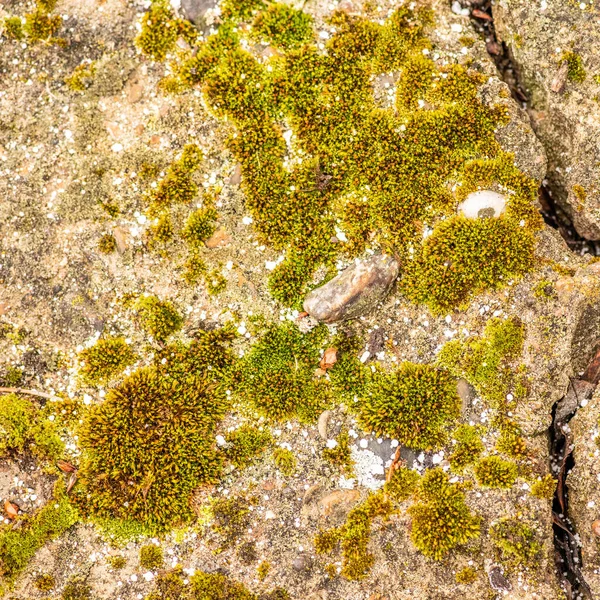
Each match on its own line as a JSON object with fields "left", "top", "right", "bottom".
{"left": 4, "top": 500, "right": 19, "bottom": 519}
{"left": 592, "top": 520, "right": 600, "bottom": 537}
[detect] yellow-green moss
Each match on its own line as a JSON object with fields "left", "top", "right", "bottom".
{"left": 62, "top": 578, "right": 92, "bottom": 600}
{"left": 562, "top": 51, "right": 586, "bottom": 83}
{"left": 495, "top": 420, "right": 527, "bottom": 459}
{"left": 23, "top": 2, "right": 61, "bottom": 43}
{"left": 322, "top": 429, "right": 355, "bottom": 477}
{"left": 533, "top": 279, "right": 554, "bottom": 300}
{"left": 232, "top": 321, "right": 331, "bottom": 422}
{"left": 221, "top": 0, "right": 266, "bottom": 22}
{"left": 182, "top": 207, "right": 218, "bottom": 248}
{"left": 135, "top": 295, "right": 183, "bottom": 343}
{"left": 182, "top": 253, "right": 208, "bottom": 286}
{"left": 408, "top": 468, "right": 480, "bottom": 560}
{"left": 97, "top": 233, "right": 117, "bottom": 254}
{"left": 78, "top": 337, "right": 137, "bottom": 385}
{"left": 455, "top": 566, "right": 477, "bottom": 584}
{"left": 257, "top": 560, "right": 271, "bottom": 581}
{"left": 139, "top": 544, "right": 164, "bottom": 570}
{"left": 0, "top": 393, "right": 63, "bottom": 460}
{"left": 272, "top": 447, "right": 296, "bottom": 476}
{"left": 328, "top": 333, "right": 371, "bottom": 403}
{"left": 224, "top": 425, "right": 272, "bottom": 469}
{"left": 65, "top": 62, "right": 97, "bottom": 92}
{"left": 530, "top": 474, "right": 556, "bottom": 499}
{"left": 252, "top": 4, "right": 313, "bottom": 50}
{"left": 35, "top": 573, "right": 55, "bottom": 592}
{"left": 474, "top": 456, "right": 518, "bottom": 489}
{"left": 357, "top": 363, "right": 459, "bottom": 450}
{"left": 3, "top": 17, "right": 24, "bottom": 40}
{"left": 107, "top": 555, "right": 127, "bottom": 569}
{"left": 383, "top": 466, "right": 420, "bottom": 502}
{"left": 448, "top": 424, "right": 484, "bottom": 472}
{"left": 211, "top": 494, "right": 255, "bottom": 549}
{"left": 490, "top": 518, "right": 542, "bottom": 567}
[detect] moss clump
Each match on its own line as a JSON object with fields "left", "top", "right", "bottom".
{"left": 533, "top": 279, "right": 554, "bottom": 300}
{"left": 182, "top": 254, "right": 208, "bottom": 286}
{"left": 78, "top": 337, "right": 137, "bottom": 385}
{"left": 408, "top": 468, "right": 480, "bottom": 560}
{"left": 438, "top": 317, "right": 525, "bottom": 410}
{"left": 490, "top": 518, "right": 542, "bottom": 567}
{"left": 211, "top": 495, "right": 254, "bottom": 549}
{"left": 383, "top": 466, "right": 420, "bottom": 502}
{"left": 3, "top": 17, "right": 24, "bottom": 40}
{"left": 530, "top": 474, "right": 556, "bottom": 500}
{"left": 0, "top": 393, "right": 63, "bottom": 460}
{"left": 252, "top": 4, "right": 313, "bottom": 50}
{"left": 97, "top": 233, "right": 117, "bottom": 254}
{"left": 205, "top": 267, "right": 227, "bottom": 296}
{"left": 448, "top": 424, "right": 484, "bottom": 472}
{"left": 233, "top": 321, "right": 331, "bottom": 423}
{"left": 562, "top": 52, "right": 586, "bottom": 83}
{"left": 272, "top": 447, "right": 296, "bottom": 476}
{"left": 257, "top": 560, "right": 271, "bottom": 580}
{"left": 23, "top": 1, "right": 62, "bottom": 43}
{"left": 107, "top": 555, "right": 127, "bottom": 569}
{"left": 221, "top": 0, "right": 265, "bottom": 22}
{"left": 147, "top": 214, "right": 174, "bottom": 250}
{"left": 73, "top": 330, "right": 233, "bottom": 532}
{"left": 357, "top": 363, "right": 459, "bottom": 450}
{"left": 315, "top": 492, "right": 393, "bottom": 580}
{"left": 0, "top": 486, "right": 78, "bottom": 582}
{"left": 328, "top": 333, "right": 370, "bottom": 403}
{"left": 322, "top": 430, "right": 355, "bottom": 477}
{"left": 474, "top": 456, "right": 517, "bottom": 489}
{"left": 496, "top": 420, "right": 527, "bottom": 459}
{"left": 455, "top": 566, "right": 477, "bottom": 584}
{"left": 135, "top": 296, "right": 183, "bottom": 343}
{"left": 224, "top": 425, "right": 272, "bottom": 469}
{"left": 140, "top": 544, "right": 164, "bottom": 570}
{"left": 62, "top": 578, "right": 92, "bottom": 600}
{"left": 237, "top": 540, "right": 258, "bottom": 564}
{"left": 65, "top": 62, "right": 96, "bottom": 92}
{"left": 182, "top": 207, "right": 218, "bottom": 248}
{"left": 35, "top": 573, "right": 55, "bottom": 591}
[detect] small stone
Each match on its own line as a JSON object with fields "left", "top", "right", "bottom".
{"left": 319, "top": 347, "right": 338, "bottom": 370}
{"left": 318, "top": 488, "right": 360, "bottom": 517}
{"left": 317, "top": 410, "right": 331, "bottom": 440}
{"left": 205, "top": 229, "right": 232, "bottom": 249}
{"left": 458, "top": 190, "right": 506, "bottom": 219}
{"left": 304, "top": 255, "right": 399, "bottom": 323}
{"left": 292, "top": 554, "right": 312, "bottom": 572}
{"left": 180, "top": 0, "right": 218, "bottom": 24}
{"left": 112, "top": 227, "right": 128, "bottom": 254}
{"left": 488, "top": 565, "right": 511, "bottom": 592}
{"left": 592, "top": 520, "right": 600, "bottom": 537}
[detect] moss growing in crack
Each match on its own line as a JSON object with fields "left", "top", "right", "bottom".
{"left": 357, "top": 363, "right": 459, "bottom": 450}
{"left": 408, "top": 468, "right": 480, "bottom": 560}
{"left": 3, "top": 17, "right": 24, "bottom": 40}
{"left": 252, "top": 4, "right": 314, "bottom": 50}
{"left": 383, "top": 466, "right": 420, "bottom": 502}
{"left": 135, "top": 295, "right": 183, "bottom": 343}
{"left": 530, "top": 474, "right": 556, "bottom": 499}
{"left": 272, "top": 447, "right": 296, "bottom": 476}
{"left": 322, "top": 429, "right": 355, "bottom": 477}
{"left": 474, "top": 456, "right": 517, "bottom": 489}
{"left": 438, "top": 317, "right": 525, "bottom": 409}
{"left": 73, "top": 330, "right": 233, "bottom": 532}
{"left": 182, "top": 207, "right": 218, "bottom": 248}
{"left": 233, "top": 321, "right": 331, "bottom": 422}
{"left": 448, "top": 424, "right": 484, "bottom": 472}
{"left": 490, "top": 518, "right": 542, "bottom": 568}
{"left": 0, "top": 394, "right": 63, "bottom": 460}
{"left": 65, "top": 61, "right": 97, "bottom": 92}
{"left": 140, "top": 544, "right": 164, "bottom": 570}
{"left": 224, "top": 425, "right": 272, "bottom": 469}
{"left": 0, "top": 484, "right": 78, "bottom": 582}
{"left": 78, "top": 336, "right": 137, "bottom": 385}
{"left": 314, "top": 491, "right": 393, "bottom": 580}
{"left": 562, "top": 51, "right": 586, "bottom": 83}
{"left": 97, "top": 233, "right": 117, "bottom": 254}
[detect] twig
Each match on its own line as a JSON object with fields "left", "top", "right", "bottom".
{"left": 0, "top": 387, "right": 57, "bottom": 400}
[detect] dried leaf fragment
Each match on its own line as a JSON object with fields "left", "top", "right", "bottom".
{"left": 4, "top": 499, "right": 18, "bottom": 519}
{"left": 472, "top": 8, "right": 492, "bottom": 20}
{"left": 66, "top": 472, "right": 78, "bottom": 494}
{"left": 319, "top": 347, "right": 338, "bottom": 371}
{"left": 57, "top": 459, "right": 77, "bottom": 473}
{"left": 551, "top": 61, "right": 569, "bottom": 94}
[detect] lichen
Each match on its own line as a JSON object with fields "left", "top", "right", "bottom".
{"left": 78, "top": 337, "right": 137, "bottom": 385}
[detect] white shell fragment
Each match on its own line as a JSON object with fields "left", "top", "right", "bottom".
{"left": 458, "top": 190, "right": 506, "bottom": 219}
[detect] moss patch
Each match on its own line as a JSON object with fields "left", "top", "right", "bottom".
{"left": 135, "top": 295, "right": 184, "bottom": 343}
{"left": 139, "top": 544, "right": 164, "bottom": 570}
{"left": 224, "top": 425, "right": 272, "bottom": 469}
{"left": 474, "top": 456, "right": 518, "bottom": 489}
{"left": 78, "top": 337, "right": 137, "bottom": 385}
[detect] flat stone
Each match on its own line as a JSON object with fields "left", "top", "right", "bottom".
{"left": 205, "top": 229, "right": 231, "bottom": 249}
{"left": 458, "top": 190, "right": 506, "bottom": 219}
{"left": 180, "top": 0, "right": 217, "bottom": 24}
{"left": 303, "top": 254, "right": 399, "bottom": 323}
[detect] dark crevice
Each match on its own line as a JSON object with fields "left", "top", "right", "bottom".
{"left": 459, "top": 0, "right": 599, "bottom": 256}
{"left": 457, "top": 1, "right": 598, "bottom": 596}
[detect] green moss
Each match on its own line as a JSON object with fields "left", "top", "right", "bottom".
{"left": 205, "top": 267, "right": 227, "bottom": 296}
{"left": 252, "top": 4, "right": 313, "bottom": 50}
{"left": 147, "top": 214, "right": 174, "bottom": 249}
{"left": 182, "top": 254, "right": 208, "bottom": 286}
{"left": 62, "top": 578, "right": 92, "bottom": 600}
{"left": 438, "top": 317, "right": 525, "bottom": 409}
{"left": 0, "top": 393, "right": 63, "bottom": 460}
{"left": 140, "top": 544, "right": 164, "bottom": 570}
{"left": 23, "top": 6, "right": 61, "bottom": 43}
{"left": 78, "top": 337, "right": 137, "bottom": 385}
{"left": 211, "top": 495, "right": 254, "bottom": 549}
{"left": 322, "top": 430, "right": 355, "bottom": 477}
{"left": 272, "top": 447, "right": 296, "bottom": 476}
{"left": 2, "top": 366, "right": 23, "bottom": 387}
{"left": 3, "top": 17, "right": 24, "bottom": 40}
{"left": 474, "top": 456, "right": 518, "bottom": 489}
{"left": 314, "top": 492, "right": 393, "bottom": 580}
{"left": 65, "top": 62, "right": 96, "bottom": 92}
{"left": 533, "top": 279, "right": 554, "bottom": 300}
{"left": 107, "top": 555, "right": 127, "bottom": 569}
{"left": 182, "top": 207, "right": 218, "bottom": 248}
{"left": 448, "top": 424, "right": 484, "bottom": 472}
{"left": 562, "top": 51, "right": 586, "bottom": 83}
{"left": 237, "top": 540, "right": 258, "bottom": 564}
{"left": 328, "top": 333, "right": 370, "bottom": 403}
{"left": 357, "top": 363, "right": 459, "bottom": 450}
{"left": 35, "top": 573, "right": 55, "bottom": 592}
{"left": 135, "top": 296, "right": 183, "bottom": 343}
{"left": 383, "top": 466, "right": 420, "bottom": 502}
{"left": 455, "top": 566, "right": 477, "bottom": 584}
{"left": 97, "top": 233, "right": 117, "bottom": 254}
{"left": 0, "top": 485, "right": 78, "bottom": 582}
{"left": 530, "top": 474, "right": 556, "bottom": 499}
{"left": 73, "top": 330, "right": 233, "bottom": 532}
{"left": 221, "top": 0, "right": 265, "bottom": 22}
{"left": 490, "top": 518, "right": 542, "bottom": 567}
{"left": 224, "top": 425, "right": 272, "bottom": 469}
{"left": 408, "top": 468, "right": 480, "bottom": 560}
{"left": 495, "top": 420, "right": 527, "bottom": 459}
{"left": 233, "top": 321, "right": 331, "bottom": 423}
{"left": 94, "top": 516, "right": 155, "bottom": 546}
{"left": 257, "top": 560, "right": 271, "bottom": 581}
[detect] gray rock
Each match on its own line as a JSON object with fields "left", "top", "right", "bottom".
{"left": 180, "top": 0, "right": 217, "bottom": 24}
{"left": 494, "top": 0, "right": 600, "bottom": 238}
{"left": 292, "top": 554, "right": 312, "bottom": 572}
{"left": 303, "top": 254, "right": 399, "bottom": 323}
{"left": 488, "top": 565, "right": 511, "bottom": 592}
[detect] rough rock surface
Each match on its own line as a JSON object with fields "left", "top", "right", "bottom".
{"left": 303, "top": 254, "right": 399, "bottom": 323}
{"left": 494, "top": 0, "right": 600, "bottom": 238}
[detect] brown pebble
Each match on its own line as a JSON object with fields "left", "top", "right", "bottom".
{"left": 205, "top": 229, "right": 232, "bottom": 249}
{"left": 262, "top": 480, "right": 276, "bottom": 491}
{"left": 592, "top": 520, "right": 600, "bottom": 537}
{"left": 4, "top": 499, "right": 18, "bottom": 519}
{"left": 319, "top": 347, "right": 338, "bottom": 370}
